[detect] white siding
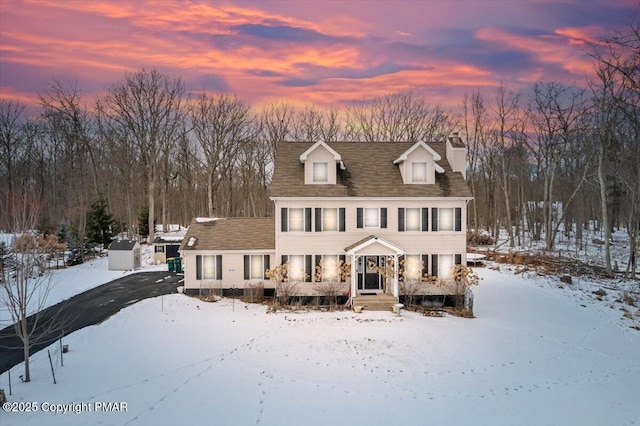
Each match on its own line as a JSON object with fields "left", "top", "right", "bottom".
{"left": 183, "top": 251, "right": 275, "bottom": 291}
{"left": 446, "top": 140, "right": 467, "bottom": 180}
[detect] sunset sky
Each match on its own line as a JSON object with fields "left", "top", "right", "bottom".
{"left": 0, "top": 0, "right": 637, "bottom": 111}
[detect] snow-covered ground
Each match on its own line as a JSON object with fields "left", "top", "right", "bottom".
{"left": 1, "top": 265, "right": 638, "bottom": 426}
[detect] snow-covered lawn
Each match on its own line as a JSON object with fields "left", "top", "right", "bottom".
{"left": 1, "top": 267, "right": 638, "bottom": 426}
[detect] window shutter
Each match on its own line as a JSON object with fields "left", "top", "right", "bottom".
{"left": 315, "top": 208, "right": 322, "bottom": 232}
{"left": 281, "top": 208, "right": 288, "bottom": 232}
{"left": 244, "top": 255, "right": 250, "bottom": 280}
{"left": 216, "top": 255, "right": 223, "bottom": 280}
{"left": 431, "top": 254, "right": 438, "bottom": 277}
{"left": 263, "top": 255, "right": 270, "bottom": 279}
{"left": 281, "top": 255, "right": 288, "bottom": 265}
{"left": 305, "top": 255, "right": 312, "bottom": 282}
{"left": 422, "top": 255, "right": 429, "bottom": 279}
{"left": 455, "top": 207, "right": 462, "bottom": 232}
{"left": 339, "top": 208, "right": 346, "bottom": 232}
{"left": 381, "top": 208, "right": 387, "bottom": 228}
{"left": 432, "top": 208, "right": 438, "bottom": 232}
{"left": 305, "top": 208, "right": 312, "bottom": 232}
{"left": 196, "top": 255, "right": 202, "bottom": 280}
{"left": 339, "top": 254, "right": 346, "bottom": 280}
{"left": 398, "top": 208, "right": 405, "bottom": 232}
{"left": 455, "top": 254, "right": 462, "bottom": 265}
{"left": 357, "top": 208, "right": 363, "bottom": 228}
{"left": 422, "top": 208, "right": 429, "bottom": 232}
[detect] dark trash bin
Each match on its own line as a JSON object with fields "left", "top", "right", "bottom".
{"left": 167, "top": 257, "right": 175, "bottom": 272}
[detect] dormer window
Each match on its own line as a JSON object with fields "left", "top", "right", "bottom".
{"left": 412, "top": 162, "right": 427, "bottom": 183}
{"left": 313, "top": 162, "right": 328, "bottom": 183}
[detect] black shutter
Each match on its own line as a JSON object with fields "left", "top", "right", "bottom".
{"left": 339, "top": 255, "right": 346, "bottom": 280}
{"left": 455, "top": 207, "right": 462, "bottom": 232}
{"left": 264, "top": 255, "right": 270, "bottom": 279}
{"left": 422, "top": 208, "right": 429, "bottom": 232}
{"left": 305, "top": 208, "right": 312, "bottom": 232}
{"left": 281, "top": 208, "right": 288, "bottom": 232}
{"left": 216, "top": 255, "right": 223, "bottom": 280}
{"left": 244, "top": 255, "right": 250, "bottom": 280}
{"left": 431, "top": 254, "right": 438, "bottom": 277}
{"left": 381, "top": 208, "right": 387, "bottom": 228}
{"left": 432, "top": 208, "right": 438, "bottom": 231}
{"left": 315, "top": 208, "right": 322, "bottom": 232}
{"left": 398, "top": 208, "right": 405, "bottom": 232}
{"left": 357, "top": 208, "right": 363, "bottom": 228}
{"left": 422, "top": 255, "right": 429, "bottom": 279}
{"left": 455, "top": 254, "right": 462, "bottom": 265}
{"left": 196, "top": 255, "right": 202, "bottom": 280}
{"left": 339, "top": 208, "right": 346, "bottom": 232}
{"left": 281, "top": 255, "right": 288, "bottom": 265}
{"left": 305, "top": 255, "right": 312, "bottom": 282}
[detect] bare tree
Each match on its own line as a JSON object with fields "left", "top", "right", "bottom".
{"left": 191, "top": 93, "right": 252, "bottom": 217}
{"left": 99, "top": 69, "right": 186, "bottom": 242}
{"left": 0, "top": 190, "right": 64, "bottom": 382}
{"left": 0, "top": 100, "right": 27, "bottom": 231}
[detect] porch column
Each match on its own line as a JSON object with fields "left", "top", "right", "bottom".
{"left": 350, "top": 254, "right": 357, "bottom": 304}
{"left": 393, "top": 253, "right": 399, "bottom": 298}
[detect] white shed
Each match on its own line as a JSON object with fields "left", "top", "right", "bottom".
{"left": 108, "top": 240, "right": 141, "bottom": 271}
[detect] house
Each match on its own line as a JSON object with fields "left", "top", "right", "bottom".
{"left": 180, "top": 218, "right": 274, "bottom": 296}
{"left": 180, "top": 135, "right": 472, "bottom": 308}
{"left": 108, "top": 239, "right": 141, "bottom": 271}
{"left": 153, "top": 235, "right": 184, "bottom": 264}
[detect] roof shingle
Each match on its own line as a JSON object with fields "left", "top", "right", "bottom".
{"left": 179, "top": 218, "right": 275, "bottom": 251}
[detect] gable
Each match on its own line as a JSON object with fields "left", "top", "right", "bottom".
{"left": 300, "top": 141, "right": 342, "bottom": 185}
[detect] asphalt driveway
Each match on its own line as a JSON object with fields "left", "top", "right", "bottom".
{"left": 0, "top": 271, "right": 183, "bottom": 374}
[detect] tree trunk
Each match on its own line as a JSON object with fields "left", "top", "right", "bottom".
{"left": 598, "top": 144, "right": 613, "bottom": 276}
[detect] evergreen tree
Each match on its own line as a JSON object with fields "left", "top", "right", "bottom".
{"left": 86, "top": 197, "right": 115, "bottom": 249}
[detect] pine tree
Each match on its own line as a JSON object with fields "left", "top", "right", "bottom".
{"left": 86, "top": 197, "right": 115, "bottom": 249}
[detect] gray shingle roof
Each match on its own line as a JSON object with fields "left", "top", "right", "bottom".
{"left": 179, "top": 218, "right": 275, "bottom": 251}
{"left": 108, "top": 240, "right": 139, "bottom": 251}
{"left": 270, "top": 141, "right": 472, "bottom": 198}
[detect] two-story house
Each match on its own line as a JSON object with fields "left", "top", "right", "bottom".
{"left": 180, "top": 136, "right": 472, "bottom": 309}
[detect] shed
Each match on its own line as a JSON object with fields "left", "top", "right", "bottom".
{"left": 108, "top": 239, "right": 141, "bottom": 271}
{"left": 153, "top": 235, "right": 183, "bottom": 264}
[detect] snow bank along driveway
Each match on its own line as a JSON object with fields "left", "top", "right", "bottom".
{"left": 1, "top": 268, "right": 639, "bottom": 426}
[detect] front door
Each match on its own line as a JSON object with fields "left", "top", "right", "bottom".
{"left": 357, "top": 256, "right": 383, "bottom": 291}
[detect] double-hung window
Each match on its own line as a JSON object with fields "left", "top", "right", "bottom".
{"left": 281, "top": 255, "right": 313, "bottom": 283}
{"left": 430, "top": 254, "right": 462, "bottom": 278}
{"left": 431, "top": 207, "right": 462, "bottom": 232}
{"left": 398, "top": 208, "right": 429, "bottom": 231}
{"left": 356, "top": 208, "right": 387, "bottom": 229}
{"left": 314, "top": 254, "right": 347, "bottom": 282}
{"left": 196, "top": 255, "right": 222, "bottom": 280}
{"left": 412, "top": 162, "right": 427, "bottom": 183}
{"left": 314, "top": 208, "right": 346, "bottom": 232}
{"left": 281, "top": 207, "right": 312, "bottom": 232}
{"left": 313, "top": 162, "right": 328, "bottom": 183}
{"left": 244, "top": 255, "right": 270, "bottom": 280}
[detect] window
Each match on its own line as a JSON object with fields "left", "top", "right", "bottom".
{"left": 281, "top": 207, "right": 312, "bottom": 232}
{"left": 314, "top": 254, "right": 347, "bottom": 282}
{"left": 154, "top": 245, "right": 165, "bottom": 253}
{"left": 313, "top": 162, "right": 328, "bottom": 183}
{"left": 357, "top": 208, "right": 387, "bottom": 229}
{"left": 431, "top": 208, "right": 462, "bottom": 232}
{"left": 402, "top": 254, "right": 429, "bottom": 281}
{"left": 412, "top": 162, "right": 427, "bottom": 183}
{"left": 315, "top": 208, "right": 345, "bottom": 232}
{"left": 398, "top": 208, "right": 428, "bottom": 232}
{"left": 244, "top": 255, "right": 270, "bottom": 280}
{"left": 430, "top": 254, "right": 462, "bottom": 278}
{"left": 282, "top": 254, "right": 312, "bottom": 282}
{"left": 196, "top": 255, "right": 222, "bottom": 280}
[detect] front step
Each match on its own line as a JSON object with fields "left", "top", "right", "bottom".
{"left": 353, "top": 294, "right": 398, "bottom": 312}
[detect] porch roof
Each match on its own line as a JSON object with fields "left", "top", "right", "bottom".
{"left": 344, "top": 235, "right": 405, "bottom": 255}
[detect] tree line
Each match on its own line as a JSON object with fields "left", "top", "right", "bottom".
{"left": 0, "top": 21, "right": 637, "bottom": 276}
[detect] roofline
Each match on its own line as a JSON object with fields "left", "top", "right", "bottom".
{"left": 393, "top": 141, "right": 442, "bottom": 164}
{"left": 345, "top": 235, "right": 405, "bottom": 255}
{"left": 299, "top": 141, "right": 342, "bottom": 162}
{"left": 270, "top": 196, "right": 474, "bottom": 202}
